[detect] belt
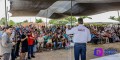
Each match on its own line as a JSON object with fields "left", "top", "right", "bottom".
{"left": 75, "top": 43, "right": 86, "bottom": 45}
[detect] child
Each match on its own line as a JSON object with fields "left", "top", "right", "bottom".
{"left": 65, "top": 39, "right": 70, "bottom": 50}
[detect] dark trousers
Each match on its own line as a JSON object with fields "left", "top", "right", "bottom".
{"left": 15, "top": 41, "right": 20, "bottom": 57}
{"left": 109, "top": 38, "right": 113, "bottom": 43}
{"left": 2, "top": 53, "right": 10, "bottom": 60}
{"left": 43, "top": 41, "right": 47, "bottom": 48}
{"left": 28, "top": 45, "right": 34, "bottom": 57}
{"left": 11, "top": 48, "right": 16, "bottom": 60}
{"left": 74, "top": 43, "right": 86, "bottom": 60}
{"left": 91, "top": 38, "right": 99, "bottom": 44}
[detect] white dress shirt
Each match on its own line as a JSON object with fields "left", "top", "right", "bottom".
{"left": 66, "top": 24, "right": 91, "bottom": 43}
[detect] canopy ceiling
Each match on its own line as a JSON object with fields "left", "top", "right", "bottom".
{"left": 10, "top": 0, "right": 120, "bottom": 19}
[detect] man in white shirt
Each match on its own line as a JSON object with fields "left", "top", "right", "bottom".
{"left": 66, "top": 18, "right": 91, "bottom": 60}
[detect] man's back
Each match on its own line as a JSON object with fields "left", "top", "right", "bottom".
{"left": 66, "top": 18, "right": 91, "bottom": 60}
{"left": 66, "top": 24, "right": 91, "bottom": 43}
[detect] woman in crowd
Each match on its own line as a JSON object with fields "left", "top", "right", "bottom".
{"left": 27, "top": 31, "right": 35, "bottom": 59}
{"left": 52, "top": 33, "right": 58, "bottom": 49}
{"left": 37, "top": 35, "right": 44, "bottom": 52}
{"left": 46, "top": 38, "right": 53, "bottom": 50}
{"left": 43, "top": 33, "right": 49, "bottom": 49}
{"left": 20, "top": 31, "right": 28, "bottom": 60}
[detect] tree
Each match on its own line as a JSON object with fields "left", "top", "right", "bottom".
{"left": 65, "top": 16, "right": 77, "bottom": 23}
{"left": 16, "top": 22, "right": 22, "bottom": 25}
{"left": 49, "top": 19, "right": 69, "bottom": 25}
{"left": 49, "top": 16, "right": 77, "bottom": 25}
{"left": 23, "top": 20, "right": 28, "bottom": 23}
{"left": 0, "top": 18, "right": 6, "bottom": 25}
{"left": 35, "top": 19, "right": 43, "bottom": 23}
{"left": 8, "top": 20, "right": 15, "bottom": 26}
{"left": 109, "top": 16, "right": 116, "bottom": 20}
{"left": 49, "top": 19, "right": 57, "bottom": 24}
{"left": 109, "top": 16, "right": 120, "bottom": 22}
{"left": 79, "top": 16, "right": 92, "bottom": 19}
{"left": 57, "top": 20, "right": 68, "bottom": 25}
{"left": 109, "top": 11, "right": 120, "bottom": 21}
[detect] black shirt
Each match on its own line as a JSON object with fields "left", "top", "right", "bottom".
{"left": 21, "top": 34, "right": 28, "bottom": 47}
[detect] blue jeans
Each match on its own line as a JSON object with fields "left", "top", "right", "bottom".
{"left": 28, "top": 45, "right": 34, "bottom": 57}
{"left": 53, "top": 42, "right": 57, "bottom": 49}
{"left": 74, "top": 43, "right": 86, "bottom": 60}
{"left": 58, "top": 42, "right": 62, "bottom": 48}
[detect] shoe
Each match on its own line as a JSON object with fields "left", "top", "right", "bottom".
{"left": 28, "top": 57, "right": 31, "bottom": 59}
{"left": 31, "top": 56, "right": 35, "bottom": 58}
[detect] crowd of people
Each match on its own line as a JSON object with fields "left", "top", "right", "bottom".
{"left": 0, "top": 25, "right": 71, "bottom": 60}
{"left": 0, "top": 24, "right": 120, "bottom": 60}
{"left": 89, "top": 25, "right": 120, "bottom": 44}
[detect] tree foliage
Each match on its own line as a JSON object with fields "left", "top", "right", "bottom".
{"left": 65, "top": 16, "right": 77, "bottom": 23}
{"left": 79, "top": 16, "right": 92, "bottom": 19}
{"left": 16, "top": 22, "right": 22, "bottom": 25}
{"left": 49, "top": 16, "right": 77, "bottom": 25}
{"left": 49, "top": 16, "right": 92, "bottom": 25}
{"left": 0, "top": 18, "right": 6, "bottom": 25}
{"left": 49, "top": 19, "right": 57, "bottom": 24}
{"left": 109, "top": 16, "right": 120, "bottom": 21}
{"left": 23, "top": 20, "right": 28, "bottom": 23}
{"left": 8, "top": 20, "right": 15, "bottom": 26}
{"left": 35, "top": 19, "right": 43, "bottom": 23}
{"left": 0, "top": 18, "right": 16, "bottom": 26}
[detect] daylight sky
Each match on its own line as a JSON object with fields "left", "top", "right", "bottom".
{"left": 0, "top": 0, "right": 120, "bottom": 23}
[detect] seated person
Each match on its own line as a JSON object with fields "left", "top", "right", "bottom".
{"left": 37, "top": 35, "right": 44, "bottom": 52}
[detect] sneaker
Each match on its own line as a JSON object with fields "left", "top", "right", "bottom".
{"left": 31, "top": 56, "right": 35, "bottom": 58}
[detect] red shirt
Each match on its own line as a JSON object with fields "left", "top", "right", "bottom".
{"left": 28, "top": 35, "right": 34, "bottom": 45}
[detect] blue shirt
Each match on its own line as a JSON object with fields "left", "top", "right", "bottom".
{"left": 91, "top": 34, "right": 95, "bottom": 38}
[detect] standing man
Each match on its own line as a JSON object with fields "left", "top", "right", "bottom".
{"left": 0, "top": 26, "right": 16, "bottom": 60}
{"left": 66, "top": 18, "right": 91, "bottom": 60}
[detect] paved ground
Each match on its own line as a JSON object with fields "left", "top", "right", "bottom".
{"left": 32, "top": 49, "right": 74, "bottom": 60}
{"left": 16, "top": 42, "right": 120, "bottom": 60}
{"left": 91, "top": 53, "right": 120, "bottom": 60}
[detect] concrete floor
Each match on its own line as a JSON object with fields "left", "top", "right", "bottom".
{"left": 32, "top": 49, "right": 74, "bottom": 60}
{"left": 15, "top": 42, "right": 120, "bottom": 60}
{"left": 91, "top": 53, "right": 120, "bottom": 60}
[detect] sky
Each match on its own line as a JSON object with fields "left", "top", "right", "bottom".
{"left": 0, "top": 0, "right": 120, "bottom": 23}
